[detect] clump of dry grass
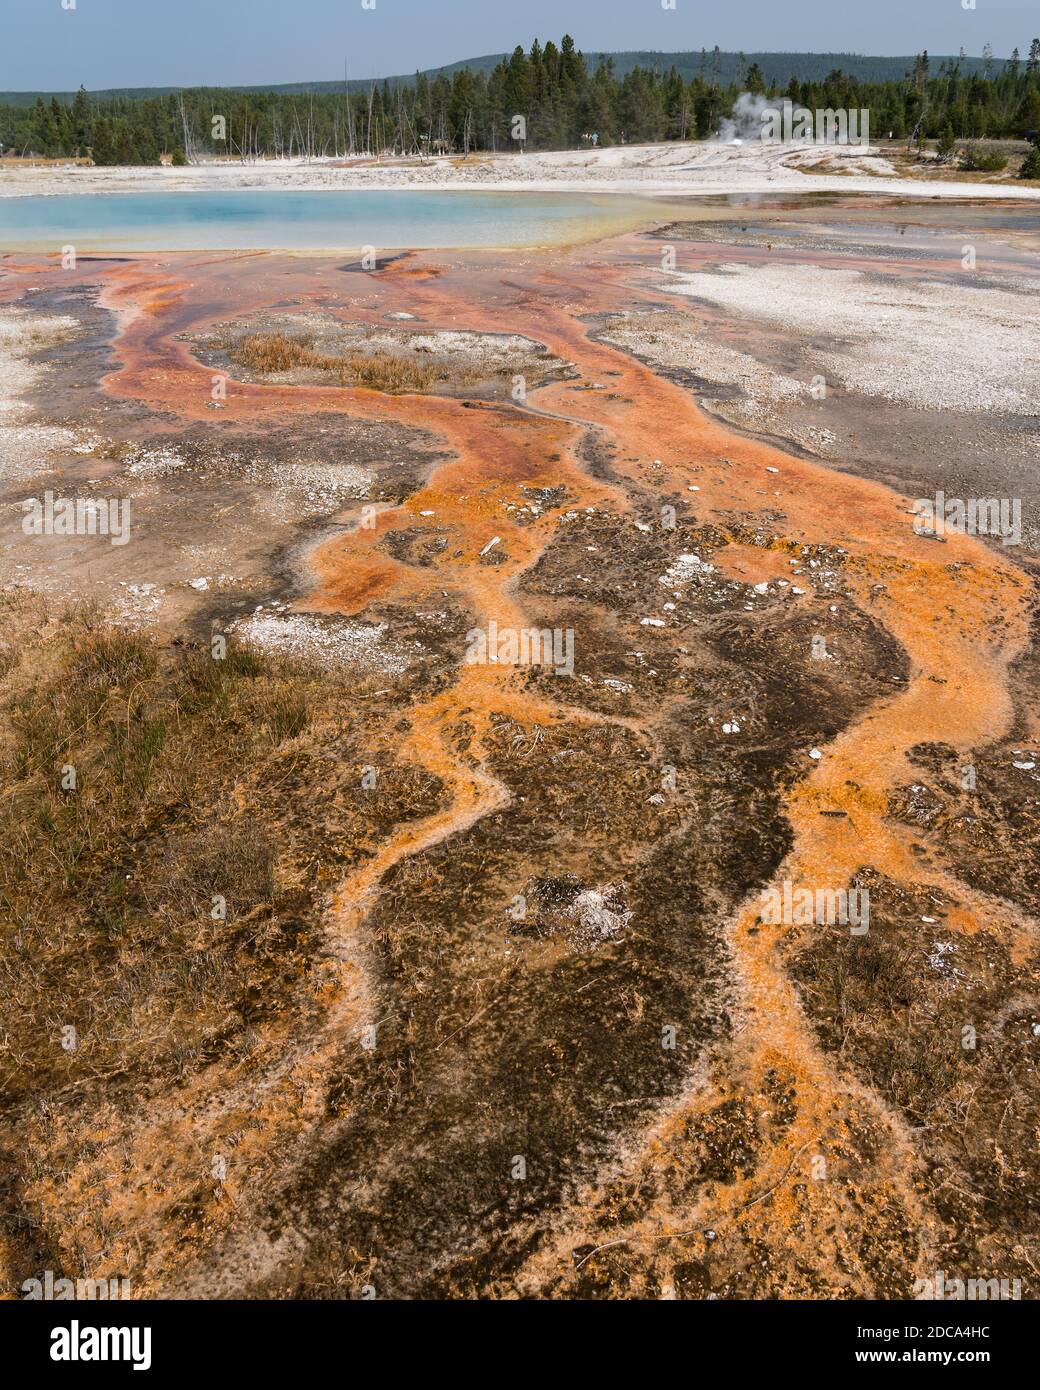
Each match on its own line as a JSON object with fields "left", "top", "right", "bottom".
{"left": 793, "top": 925, "right": 962, "bottom": 1121}
{"left": 0, "top": 598, "right": 447, "bottom": 1095}
{"left": 142, "top": 826, "right": 276, "bottom": 923}
{"left": 237, "top": 331, "right": 312, "bottom": 372}
{"left": 0, "top": 611, "right": 327, "bottom": 1102}
{"left": 0, "top": 596, "right": 449, "bottom": 1291}
{"left": 236, "top": 331, "right": 441, "bottom": 392}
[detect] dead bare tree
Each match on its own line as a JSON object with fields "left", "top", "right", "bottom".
{"left": 344, "top": 60, "right": 356, "bottom": 156}
{"left": 178, "top": 94, "right": 198, "bottom": 164}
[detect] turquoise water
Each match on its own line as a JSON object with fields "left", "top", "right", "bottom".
{"left": 0, "top": 189, "right": 658, "bottom": 251}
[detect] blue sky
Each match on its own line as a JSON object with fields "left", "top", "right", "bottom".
{"left": 2, "top": 0, "right": 1036, "bottom": 91}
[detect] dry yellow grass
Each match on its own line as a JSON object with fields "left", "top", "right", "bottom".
{"left": 0, "top": 596, "right": 446, "bottom": 1294}
{"left": 237, "top": 331, "right": 441, "bottom": 392}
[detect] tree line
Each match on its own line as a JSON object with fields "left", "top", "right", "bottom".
{"left": 2, "top": 36, "right": 1039, "bottom": 165}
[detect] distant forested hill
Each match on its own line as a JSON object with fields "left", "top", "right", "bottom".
{"left": 0, "top": 50, "right": 1008, "bottom": 106}
{"left": 419, "top": 50, "right": 1005, "bottom": 87}
{"left": 2, "top": 38, "right": 1038, "bottom": 165}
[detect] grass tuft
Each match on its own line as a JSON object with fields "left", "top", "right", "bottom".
{"left": 236, "top": 331, "right": 444, "bottom": 392}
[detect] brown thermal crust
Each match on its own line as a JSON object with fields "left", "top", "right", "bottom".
{"left": 0, "top": 229, "right": 1037, "bottom": 1300}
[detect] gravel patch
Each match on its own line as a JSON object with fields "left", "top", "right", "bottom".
{"left": 662, "top": 262, "right": 1040, "bottom": 413}
{"left": 124, "top": 446, "right": 187, "bottom": 479}
{"left": 0, "top": 308, "right": 84, "bottom": 482}
{"left": 232, "top": 611, "right": 415, "bottom": 674}
{"left": 605, "top": 318, "right": 805, "bottom": 406}
{"left": 117, "top": 441, "right": 372, "bottom": 517}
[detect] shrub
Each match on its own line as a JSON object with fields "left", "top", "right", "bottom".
{"left": 959, "top": 144, "right": 1008, "bottom": 172}
{"left": 1020, "top": 145, "right": 1040, "bottom": 180}
{"left": 936, "top": 124, "right": 956, "bottom": 161}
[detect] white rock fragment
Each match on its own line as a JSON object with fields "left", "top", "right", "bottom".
{"left": 927, "top": 941, "right": 961, "bottom": 974}
{"left": 659, "top": 553, "right": 714, "bottom": 587}
{"left": 565, "top": 886, "right": 632, "bottom": 949}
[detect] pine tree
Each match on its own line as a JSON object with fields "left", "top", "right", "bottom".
{"left": 71, "top": 85, "right": 91, "bottom": 153}
{"left": 1016, "top": 87, "right": 1040, "bottom": 131}
{"left": 90, "top": 115, "right": 115, "bottom": 164}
